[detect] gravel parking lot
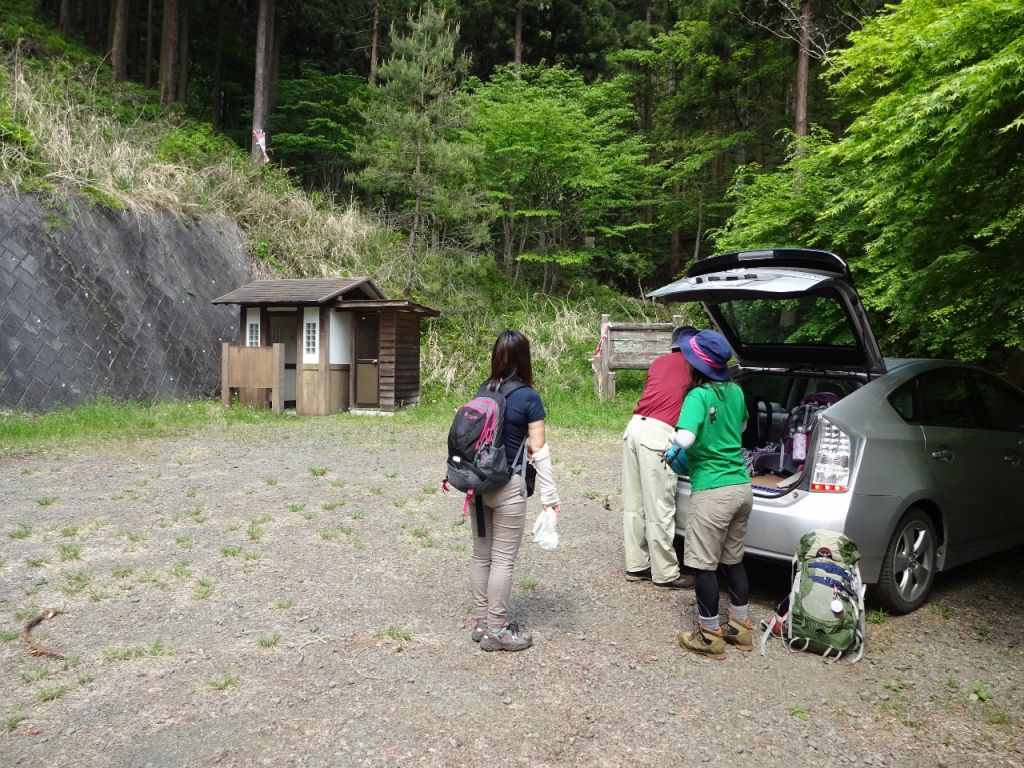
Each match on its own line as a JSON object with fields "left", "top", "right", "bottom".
{"left": 2, "top": 414, "right": 1022, "bottom": 767}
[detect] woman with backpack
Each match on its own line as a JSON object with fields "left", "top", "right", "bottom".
{"left": 669, "top": 330, "right": 754, "bottom": 659}
{"left": 470, "top": 330, "right": 560, "bottom": 652}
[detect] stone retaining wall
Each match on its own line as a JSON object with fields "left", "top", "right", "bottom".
{"left": 0, "top": 191, "right": 253, "bottom": 411}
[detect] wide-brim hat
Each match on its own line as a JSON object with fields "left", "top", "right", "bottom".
{"left": 681, "top": 329, "right": 732, "bottom": 381}
{"left": 670, "top": 325, "right": 699, "bottom": 351}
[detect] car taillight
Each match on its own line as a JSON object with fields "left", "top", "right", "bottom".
{"left": 810, "top": 418, "right": 851, "bottom": 492}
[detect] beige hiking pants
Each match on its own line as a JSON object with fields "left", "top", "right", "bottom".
{"left": 621, "top": 414, "right": 681, "bottom": 583}
{"left": 470, "top": 475, "right": 527, "bottom": 631}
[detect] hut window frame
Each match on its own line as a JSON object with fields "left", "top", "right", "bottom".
{"left": 247, "top": 322, "right": 260, "bottom": 347}
{"left": 305, "top": 321, "right": 318, "bottom": 356}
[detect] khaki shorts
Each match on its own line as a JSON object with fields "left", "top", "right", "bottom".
{"left": 683, "top": 483, "right": 753, "bottom": 571}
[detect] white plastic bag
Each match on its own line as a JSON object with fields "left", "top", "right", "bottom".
{"left": 532, "top": 507, "right": 559, "bottom": 551}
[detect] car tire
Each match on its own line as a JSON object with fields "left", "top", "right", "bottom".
{"left": 874, "top": 507, "right": 938, "bottom": 614}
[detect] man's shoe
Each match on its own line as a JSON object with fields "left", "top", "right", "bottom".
{"left": 471, "top": 620, "right": 487, "bottom": 643}
{"left": 678, "top": 622, "right": 726, "bottom": 660}
{"left": 625, "top": 567, "right": 652, "bottom": 582}
{"left": 654, "top": 574, "right": 694, "bottom": 589}
{"left": 722, "top": 616, "right": 753, "bottom": 651}
{"left": 480, "top": 621, "right": 533, "bottom": 652}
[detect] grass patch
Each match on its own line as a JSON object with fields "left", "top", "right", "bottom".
{"left": 984, "top": 711, "right": 1016, "bottom": 725}
{"left": 309, "top": 467, "right": 328, "bottom": 477}
{"left": 865, "top": 609, "right": 889, "bottom": 625}
{"left": 20, "top": 667, "right": 48, "bottom": 683}
{"left": 209, "top": 673, "right": 238, "bottom": 690}
{"left": 788, "top": 706, "right": 811, "bottom": 720}
{"left": 275, "top": 598, "right": 294, "bottom": 609}
{"left": 329, "top": 480, "right": 347, "bottom": 489}
{"left": 111, "top": 566, "right": 134, "bottom": 578}
{"left": 172, "top": 560, "right": 192, "bottom": 578}
{"left": 62, "top": 571, "right": 90, "bottom": 594}
{"left": 515, "top": 576, "right": 540, "bottom": 590}
{"left": 8, "top": 522, "right": 32, "bottom": 540}
{"left": 375, "top": 625, "right": 412, "bottom": 650}
{"left": 35, "top": 496, "right": 58, "bottom": 506}
{"left": 62, "top": 655, "right": 82, "bottom": 670}
{"left": 0, "top": 399, "right": 290, "bottom": 455}
{"left": 369, "top": 486, "right": 382, "bottom": 495}
{"left": 220, "top": 546, "right": 242, "bottom": 557}
{"left": 0, "top": 628, "right": 19, "bottom": 643}
{"left": 137, "top": 569, "right": 167, "bottom": 588}
{"left": 264, "top": 477, "right": 278, "bottom": 486}
{"left": 174, "top": 506, "right": 207, "bottom": 524}
{"left": 58, "top": 542, "right": 82, "bottom": 561}
{"left": 350, "top": 510, "right": 366, "bottom": 520}
{"left": 411, "top": 525, "right": 429, "bottom": 539}
{"left": 384, "top": 471, "right": 398, "bottom": 479}
{"left": 321, "top": 500, "right": 344, "bottom": 511}
{"left": 76, "top": 672, "right": 95, "bottom": 686}
{"left": 25, "top": 557, "right": 47, "bottom": 568}
{"left": 176, "top": 535, "right": 196, "bottom": 549}
{"left": 974, "top": 624, "right": 992, "bottom": 643}
{"left": 258, "top": 632, "right": 281, "bottom": 648}
{"left": 60, "top": 526, "right": 79, "bottom": 537}
{"left": 930, "top": 602, "right": 954, "bottom": 619}
{"left": 2, "top": 713, "right": 24, "bottom": 732}
{"left": 195, "top": 578, "right": 214, "bottom": 599}
{"left": 37, "top": 685, "right": 69, "bottom": 702}
{"left": 302, "top": 509, "right": 317, "bottom": 520}
{"left": 103, "top": 645, "right": 147, "bottom": 661}
{"left": 287, "top": 503, "right": 305, "bottom": 513}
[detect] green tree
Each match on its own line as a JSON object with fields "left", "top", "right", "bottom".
{"left": 717, "top": 0, "right": 1024, "bottom": 360}
{"left": 350, "top": 2, "right": 485, "bottom": 295}
{"left": 469, "top": 64, "right": 655, "bottom": 291}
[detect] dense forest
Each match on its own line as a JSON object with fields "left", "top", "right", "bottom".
{"left": 3, "top": 0, "right": 1023, "bottom": 370}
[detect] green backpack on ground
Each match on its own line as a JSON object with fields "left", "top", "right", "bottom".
{"left": 760, "top": 528, "right": 866, "bottom": 662}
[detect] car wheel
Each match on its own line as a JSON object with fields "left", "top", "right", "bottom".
{"left": 874, "top": 508, "right": 938, "bottom": 614}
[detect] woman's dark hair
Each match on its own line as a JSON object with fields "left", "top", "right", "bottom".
{"left": 689, "top": 367, "right": 729, "bottom": 399}
{"left": 488, "top": 330, "right": 534, "bottom": 389}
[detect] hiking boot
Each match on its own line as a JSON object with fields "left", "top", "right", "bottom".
{"left": 654, "top": 574, "right": 694, "bottom": 589}
{"left": 625, "top": 567, "right": 652, "bottom": 582}
{"left": 480, "top": 621, "right": 533, "bottom": 652}
{"left": 722, "top": 616, "right": 754, "bottom": 652}
{"left": 678, "top": 623, "right": 726, "bottom": 660}
{"left": 471, "top": 620, "right": 487, "bottom": 643}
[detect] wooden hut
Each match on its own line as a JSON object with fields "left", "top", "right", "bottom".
{"left": 212, "top": 278, "right": 439, "bottom": 415}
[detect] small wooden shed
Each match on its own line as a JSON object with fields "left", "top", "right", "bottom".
{"left": 212, "top": 277, "right": 439, "bottom": 415}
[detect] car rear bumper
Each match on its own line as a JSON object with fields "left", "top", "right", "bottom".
{"left": 674, "top": 480, "right": 895, "bottom": 583}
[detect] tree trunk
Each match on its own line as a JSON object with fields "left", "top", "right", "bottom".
{"left": 794, "top": 0, "right": 812, "bottom": 137}
{"left": 158, "top": 0, "right": 179, "bottom": 108}
{"left": 368, "top": 1, "right": 380, "bottom": 85}
{"left": 110, "top": 0, "right": 127, "bottom": 81}
{"left": 513, "top": 2, "right": 522, "bottom": 76}
{"left": 59, "top": 0, "right": 73, "bottom": 35}
{"left": 144, "top": 0, "right": 154, "bottom": 86}
{"left": 106, "top": 0, "right": 116, "bottom": 53}
{"left": 251, "top": 0, "right": 274, "bottom": 165}
{"left": 176, "top": 0, "right": 189, "bottom": 103}
{"left": 210, "top": 1, "right": 226, "bottom": 130}
{"left": 404, "top": 168, "right": 422, "bottom": 296}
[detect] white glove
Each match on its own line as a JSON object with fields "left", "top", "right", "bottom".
{"left": 530, "top": 442, "right": 560, "bottom": 511}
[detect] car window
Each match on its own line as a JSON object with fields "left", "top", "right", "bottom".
{"left": 969, "top": 371, "right": 1024, "bottom": 432}
{"left": 910, "top": 369, "right": 982, "bottom": 429}
{"left": 716, "top": 293, "right": 856, "bottom": 346}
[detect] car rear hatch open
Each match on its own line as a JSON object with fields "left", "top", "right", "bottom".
{"left": 648, "top": 248, "right": 886, "bottom": 377}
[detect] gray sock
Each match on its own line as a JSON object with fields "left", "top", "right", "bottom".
{"left": 731, "top": 604, "right": 750, "bottom": 622}
{"left": 698, "top": 614, "right": 720, "bottom": 631}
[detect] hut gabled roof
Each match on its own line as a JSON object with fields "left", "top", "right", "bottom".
{"left": 212, "top": 277, "right": 384, "bottom": 305}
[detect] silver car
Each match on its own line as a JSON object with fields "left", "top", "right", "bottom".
{"left": 650, "top": 248, "right": 1024, "bottom": 613}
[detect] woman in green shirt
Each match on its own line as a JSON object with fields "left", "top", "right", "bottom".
{"left": 669, "top": 330, "right": 754, "bottom": 659}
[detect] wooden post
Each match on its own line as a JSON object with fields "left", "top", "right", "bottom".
{"left": 221, "top": 342, "right": 231, "bottom": 407}
{"left": 270, "top": 342, "right": 284, "bottom": 414}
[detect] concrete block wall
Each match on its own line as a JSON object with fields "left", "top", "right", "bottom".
{"left": 0, "top": 191, "right": 254, "bottom": 411}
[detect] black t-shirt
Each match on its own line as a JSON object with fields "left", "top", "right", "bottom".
{"left": 483, "top": 381, "right": 546, "bottom": 465}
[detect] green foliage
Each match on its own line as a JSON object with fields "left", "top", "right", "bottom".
{"left": 267, "top": 68, "right": 367, "bottom": 192}
{"left": 155, "top": 122, "right": 243, "bottom": 169}
{"left": 468, "top": 64, "right": 655, "bottom": 288}
{"left": 718, "top": 0, "right": 1024, "bottom": 361}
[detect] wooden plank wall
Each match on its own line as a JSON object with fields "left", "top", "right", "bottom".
{"left": 377, "top": 311, "right": 396, "bottom": 410}
{"left": 393, "top": 313, "right": 421, "bottom": 407}
{"left": 220, "top": 342, "right": 284, "bottom": 413}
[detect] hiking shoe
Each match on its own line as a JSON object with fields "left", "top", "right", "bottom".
{"left": 722, "top": 616, "right": 754, "bottom": 651}
{"left": 480, "top": 621, "right": 533, "bottom": 652}
{"left": 625, "top": 567, "right": 652, "bottom": 582}
{"left": 678, "top": 623, "right": 726, "bottom": 660}
{"left": 654, "top": 574, "right": 694, "bottom": 589}
{"left": 471, "top": 620, "right": 487, "bottom": 643}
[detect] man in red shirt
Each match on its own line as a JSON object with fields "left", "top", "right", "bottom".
{"left": 621, "top": 326, "right": 696, "bottom": 588}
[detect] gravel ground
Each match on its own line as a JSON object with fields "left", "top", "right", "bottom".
{"left": 1, "top": 414, "right": 1022, "bottom": 768}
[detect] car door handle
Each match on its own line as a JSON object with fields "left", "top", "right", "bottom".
{"left": 931, "top": 447, "right": 954, "bottom": 464}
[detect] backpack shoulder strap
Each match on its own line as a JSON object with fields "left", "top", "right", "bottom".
{"left": 495, "top": 377, "right": 528, "bottom": 399}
